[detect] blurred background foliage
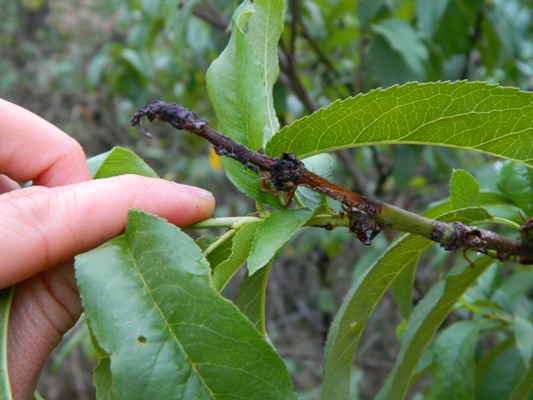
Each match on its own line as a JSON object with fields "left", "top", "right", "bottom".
{"left": 2, "top": 0, "right": 533, "bottom": 398}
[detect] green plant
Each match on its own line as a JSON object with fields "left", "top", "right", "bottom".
{"left": 77, "top": 1, "right": 533, "bottom": 397}
{"left": 2, "top": 1, "right": 533, "bottom": 399}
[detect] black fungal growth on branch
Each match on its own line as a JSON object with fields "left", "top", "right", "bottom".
{"left": 131, "top": 101, "right": 533, "bottom": 261}
{"left": 269, "top": 152, "right": 306, "bottom": 192}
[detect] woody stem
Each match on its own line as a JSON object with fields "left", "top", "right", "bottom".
{"left": 131, "top": 101, "right": 533, "bottom": 263}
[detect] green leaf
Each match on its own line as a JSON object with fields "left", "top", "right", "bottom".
{"left": 247, "top": 0, "right": 283, "bottom": 142}
{"left": 211, "top": 220, "right": 263, "bottom": 292}
{"left": 247, "top": 208, "right": 314, "bottom": 275}
{"left": 435, "top": 0, "right": 481, "bottom": 57}
{"left": 475, "top": 338, "right": 515, "bottom": 395}
{"left": 371, "top": 18, "right": 429, "bottom": 77}
{"left": 266, "top": 82, "right": 533, "bottom": 169}
{"left": 513, "top": 316, "right": 533, "bottom": 368}
{"left": 195, "top": 236, "right": 217, "bottom": 252}
{"left": 368, "top": 35, "right": 420, "bottom": 86}
{"left": 416, "top": 0, "right": 450, "bottom": 40}
{"left": 449, "top": 169, "right": 480, "bottom": 209}
{"left": 509, "top": 352, "right": 533, "bottom": 400}
{"left": 235, "top": 263, "right": 271, "bottom": 334}
{"left": 502, "top": 269, "right": 533, "bottom": 302}
{"left": 206, "top": 0, "right": 283, "bottom": 204}
{"left": 428, "top": 321, "right": 480, "bottom": 400}
{"left": 120, "top": 49, "right": 152, "bottom": 80}
{"left": 205, "top": 232, "right": 235, "bottom": 270}
{"left": 94, "top": 357, "right": 115, "bottom": 400}
{"left": 0, "top": 287, "right": 14, "bottom": 399}
{"left": 377, "top": 257, "right": 494, "bottom": 400}
{"left": 220, "top": 158, "right": 282, "bottom": 208}
{"left": 322, "top": 207, "right": 491, "bottom": 400}
{"left": 392, "top": 145, "right": 420, "bottom": 190}
{"left": 206, "top": 1, "right": 265, "bottom": 150}
{"left": 206, "top": 0, "right": 283, "bottom": 148}
{"left": 76, "top": 210, "right": 297, "bottom": 399}
{"left": 357, "top": 0, "right": 388, "bottom": 28}
{"left": 88, "top": 147, "right": 158, "bottom": 179}
{"left": 497, "top": 161, "right": 533, "bottom": 215}
{"left": 477, "top": 342, "right": 528, "bottom": 400}
{"left": 323, "top": 234, "right": 433, "bottom": 400}
{"left": 423, "top": 191, "right": 513, "bottom": 220}
{"left": 477, "top": 192, "right": 514, "bottom": 208}
{"left": 390, "top": 257, "right": 418, "bottom": 319}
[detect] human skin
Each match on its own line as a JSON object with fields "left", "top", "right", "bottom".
{"left": 0, "top": 99, "right": 215, "bottom": 399}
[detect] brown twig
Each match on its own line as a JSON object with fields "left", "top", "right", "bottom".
{"left": 131, "top": 101, "right": 533, "bottom": 262}
{"left": 190, "top": 1, "right": 229, "bottom": 30}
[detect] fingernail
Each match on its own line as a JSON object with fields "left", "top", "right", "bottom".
{"left": 175, "top": 183, "right": 213, "bottom": 199}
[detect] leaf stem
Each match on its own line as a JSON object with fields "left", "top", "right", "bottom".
{"left": 475, "top": 217, "right": 522, "bottom": 232}
{"left": 293, "top": 192, "right": 305, "bottom": 208}
{"left": 187, "top": 216, "right": 261, "bottom": 230}
{"left": 203, "top": 228, "right": 237, "bottom": 258}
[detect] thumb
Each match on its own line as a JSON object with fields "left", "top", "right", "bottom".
{"left": 0, "top": 174, "right": 215, "bottom": 287}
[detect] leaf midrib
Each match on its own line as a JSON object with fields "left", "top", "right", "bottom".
{"left": 127, "top": 246, "right": 216, "bottom": 399}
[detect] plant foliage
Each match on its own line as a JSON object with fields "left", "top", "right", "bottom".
{"left": 2, "top": 0, "right": 533, "bottom": 399}
{"left": 76, "top": 210, "right": 297, "bottom": 399}
{"left": 74, "top": 1, "right": 533, "bottom": 399}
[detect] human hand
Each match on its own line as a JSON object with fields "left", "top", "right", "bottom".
{"left": 0, "top": 99, "right": 215, "bottom": 399}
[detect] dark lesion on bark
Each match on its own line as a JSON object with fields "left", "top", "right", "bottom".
{"left": 131, "top": 101, "right": 533, "bottom": 261}
{"left": 269, "top": 152, "right": 305, "bottom": 191}
{"left": 131, "top": 101, "right": 208, "bottom": 136}
{"left": 520, "top": 217, "right": 533, "bottom": 264}
{"left": 341, "top": 204, "right": 381, "bottom": 246}
{"left": 432, "top": 219, "right": 533, "bottom": 263}
{"left": 520, "top": 216, "right": 533, "bottom": 240}
{"left": 438, "top": 222, "right": 479, "bottom": 251}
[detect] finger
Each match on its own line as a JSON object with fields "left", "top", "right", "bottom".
{"left": 0, "top": 174, "right": 215, "bottom": 287}
{"left": 0, "top": 99, "right": 91, "bottom": 186}
{"left": 0, "top": 175, "right": 19, "bottom": 194}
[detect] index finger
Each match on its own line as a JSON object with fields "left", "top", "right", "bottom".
{"left": 0, "top": 99, "right": 92, "bottom": 187}
{"left": 0, "top": 175, "right": 215, "bottom": 287}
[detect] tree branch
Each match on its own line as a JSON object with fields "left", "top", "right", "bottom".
{"left": 190, "top": 1, "right": 229, "bottom": 30}
{"left": 131, "top": 101, "right": 533, "bottom": 263}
